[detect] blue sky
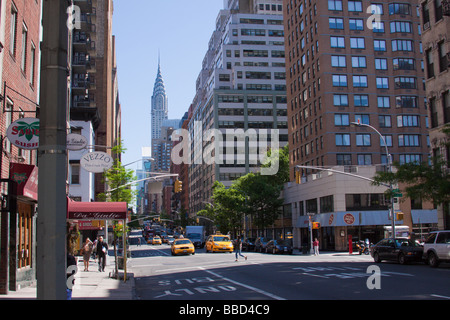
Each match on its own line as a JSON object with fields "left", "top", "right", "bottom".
{"left": 113, "top": 0, "right": 224, "bottom": 169}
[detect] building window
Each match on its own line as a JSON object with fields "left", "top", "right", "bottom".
{"left": 391, "top": 39, "right": 413, "bottom": 52}
{"left": 329, "top": 17, "right": 344, "bottom": 29}
{"left": 333, "top": 94, "right": 348, "bottom": 106}
{"left": 374, "top": 39, "right": 386, "bottom": 51}
{"left": 394, "top": 77, "right": 417, "bottom": 89}
{"left": 349, "top": 18, "right": 364, "bottom": 30}
{"left": 438, "top": 41, "right": 448, "bottom": 73}
{"left": 330, "top": 36, "right": 345, "bottom": 48}
{"left": 389, "top": 3, "right": 411, "bottom": 15}
{"left": 21, "top": 23, "right": 28, "bottom": 73}
{"left": 331, "top": 55, "right": 346, "bottom": 67}
{"left": 426, "top": 48, "right": 435, "bottom": 78}
{"left": 10, "top": 4, "right": 18, "bottom": 56}
{"left": 335, "top": 113, "right": 350, "bottom": 126}
{"left": 393, "top": 58, "right": 415, "bottom": 70}
{"left": 375, "top": 58, "right": 388, "bottom": 70}
{"left": 397, "top": 115, "right": 419, "bottom": 127}
{"left": 70, "top": 161, "right": 81, "bottom": 184}
{"left": 336, "top": 154, "right": 352, "bottom": 165}
{"left": 376, "top": 77, "right": 389, "bottom": 89}
{"left": 328, "top": 0, "right": 343, "bottom": 11}
{"left": 356, "top": 134, "right": 371, "bottom": 146}
{"left": 335, "top": 133, "right": 351, "bottom": 146}
{"left": 320, "top": 195, "right": 334, "bottom": 213}
{"left": 435, "top": 0, "right": 443, "bottom": 22}
{"left": 352, "top": 56, "right": 366, "bottom": 68}
{"left": 390, "top": 21, "right": 412, "bottom": 33}
{"left": 353, "top": 75, "right": 368, "bottom": 87}
{"left": 377, "top": 96, "right": 391, "bottom": 108}
{"left": 354, "top": 94, "right": 369, "bottom": 107}
{"left": 348, "top": 1, "right": 363, "bottom": 12}
{"left": 355, "top": 114, "right": 370, "bottom": 125}
{"left": 332, "top": 74, "right": 347, "bottom": 87}
{"left": 398, "top": 134, "right": 420, "bottom": 147}
{"left": 379, "top": 115, "right": 392, "bottom": 127}
{"left": 345, "top": 194, "right": 387, "bottom": 211}
{"left": 422, "top": 2, "right": 430, "bottom": 27}
{"left": 350, "top": 37, "right": 365, "bottom": 49}
{"left": 357, "top": 154, "right": 372, "bottom": 165}
{"left": 399, "top": 154, "right": 421, "bottom": 164}
{"left": 395, "top": 95, "right": 418, "bottom": 108}
{"left": 30, "top": 43, "right": 36, "bottom": 86}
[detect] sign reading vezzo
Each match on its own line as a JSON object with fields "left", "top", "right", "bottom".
{"left": 80, "top": 151, "right": 113, "bottom": 173}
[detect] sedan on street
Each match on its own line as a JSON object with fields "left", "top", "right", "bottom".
{"left": 265, "top": 240, "right": 293, "bottom": 255}
{"left": 371, "top": 238, "right": 423, "bottom": 265}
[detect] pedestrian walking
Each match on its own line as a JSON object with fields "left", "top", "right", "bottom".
{"left": 82, "top": 237, "right": 93, "bottom": 271}
{"left": 234, "top": 236, "right": 247, "bottom": 262}
{"left": 96, "top": 236, "right": 108, "bottom": 272}
{"left": 313, "top": 238, "right": 319, "bottom": 256}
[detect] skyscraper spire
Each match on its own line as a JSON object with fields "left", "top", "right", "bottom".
{"left": 151, "top": 54, "right": 168, "bottom": 141}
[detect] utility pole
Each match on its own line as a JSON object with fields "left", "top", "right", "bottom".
{"left": 37, "top": 0, "right": 70, "bottom": 299}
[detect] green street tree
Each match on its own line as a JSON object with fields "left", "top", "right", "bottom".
{"left": 373, "top": 125, "right": 450, "bottom": 212}
{"left": 97, "top": 142, "right": 136, "bottom": 277}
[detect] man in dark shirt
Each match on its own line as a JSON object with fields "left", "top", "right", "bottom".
{"left": 96, "top": 236, "right": 108, "bottom": 272}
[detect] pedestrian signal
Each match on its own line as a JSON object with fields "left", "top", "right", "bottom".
{"left": 312, "top": 222, "right": 321, "bottom": 229}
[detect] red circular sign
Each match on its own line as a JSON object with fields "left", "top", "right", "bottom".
{"left": 343, "top": 213, "right": 355, "bottom": 225}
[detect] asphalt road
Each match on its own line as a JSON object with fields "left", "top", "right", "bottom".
{"left": 129, "top": 238, "right": 450, "bottom": 301}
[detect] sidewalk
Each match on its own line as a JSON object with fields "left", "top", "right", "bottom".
{"left": 0, "top": 253, "right": 135, "bottom": 300}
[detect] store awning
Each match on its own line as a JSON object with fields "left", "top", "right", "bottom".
{"left": 67, "top": 201, "right": 127, "bottom": 220}
{"left": 9, "top": 163, "right": 38, "bottom": 201}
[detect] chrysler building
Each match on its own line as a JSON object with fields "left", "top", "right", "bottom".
{"left": 151, "top": 61, "right": 168, "bottom": 140}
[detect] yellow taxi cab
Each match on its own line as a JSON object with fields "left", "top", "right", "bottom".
{"left": 205, "top": 234, "right": 234, "bottom": 253}
{"left": 171, "top": 238, "right": 195, "bottom": 256}
{"left": 151, "top": 236, "right": 162, "bottom": 245}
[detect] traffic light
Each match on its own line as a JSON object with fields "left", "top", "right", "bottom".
{"left": 395, "top": 212, "right": 404, "bottom": 221}
{"left": 312, "top": 222, "right": 321, "bottom": 229}
{"left": 174, "top": 179, "right": 182, "bottom": 193}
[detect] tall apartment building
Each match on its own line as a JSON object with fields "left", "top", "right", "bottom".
{"left": 282, "top": 0, "right": 436, "bottom": 250}
{"left": 70, "top": 0, "right": 121, "bottom": 201}
{"left": 0, "top": 0, "right": 41, "bottom": 294}
{"left": 187, "top": 0, "right": 288, "bottom": 216}
{"left": 420, "top": 0, "right": 449, "bottom": 229}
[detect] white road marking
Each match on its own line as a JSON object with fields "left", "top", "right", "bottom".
{"left": 199, "top": 267, "right": 286, "bottom": 301}
{"left": 431, "top": 294, "right": 450, "bottom": 300}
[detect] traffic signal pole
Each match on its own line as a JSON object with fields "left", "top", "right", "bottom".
{"left": 37, "top": 0, "right": 69, "bottom": 299}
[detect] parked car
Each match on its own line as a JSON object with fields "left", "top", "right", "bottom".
{"left": 242, "top": 238, "right": 256, "bottom": 252}
{"left": 265, "top": 240, "right": 293, "bottom": 255}
{"left": 254, "top": 237, "right": 272, "bottom": 253}
{"left": 371, "top": 238, "right": 423, "bottom": 265}
{"left": 423, "top": 230, "right": 450, "bottom": 267}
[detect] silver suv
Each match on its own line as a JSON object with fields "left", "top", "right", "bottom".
{"left": 423, "top": 231, "right": 450, "bottom": 267}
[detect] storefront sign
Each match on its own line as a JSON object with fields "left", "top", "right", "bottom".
{"left": 6, "top": 118, "right": 39, "bottom": 150}
{"left": 80, "top": 151, "right": 113, "bottom": 172}
{"left": 343, "top": 213, "right": 355, "bottom": 225}
{"left": 67, "top": 133, "right": 88, "bottom": 150}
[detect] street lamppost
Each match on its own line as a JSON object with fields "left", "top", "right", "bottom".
{"left": 351, "top": 121, "right": 396, "bottom": 238}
